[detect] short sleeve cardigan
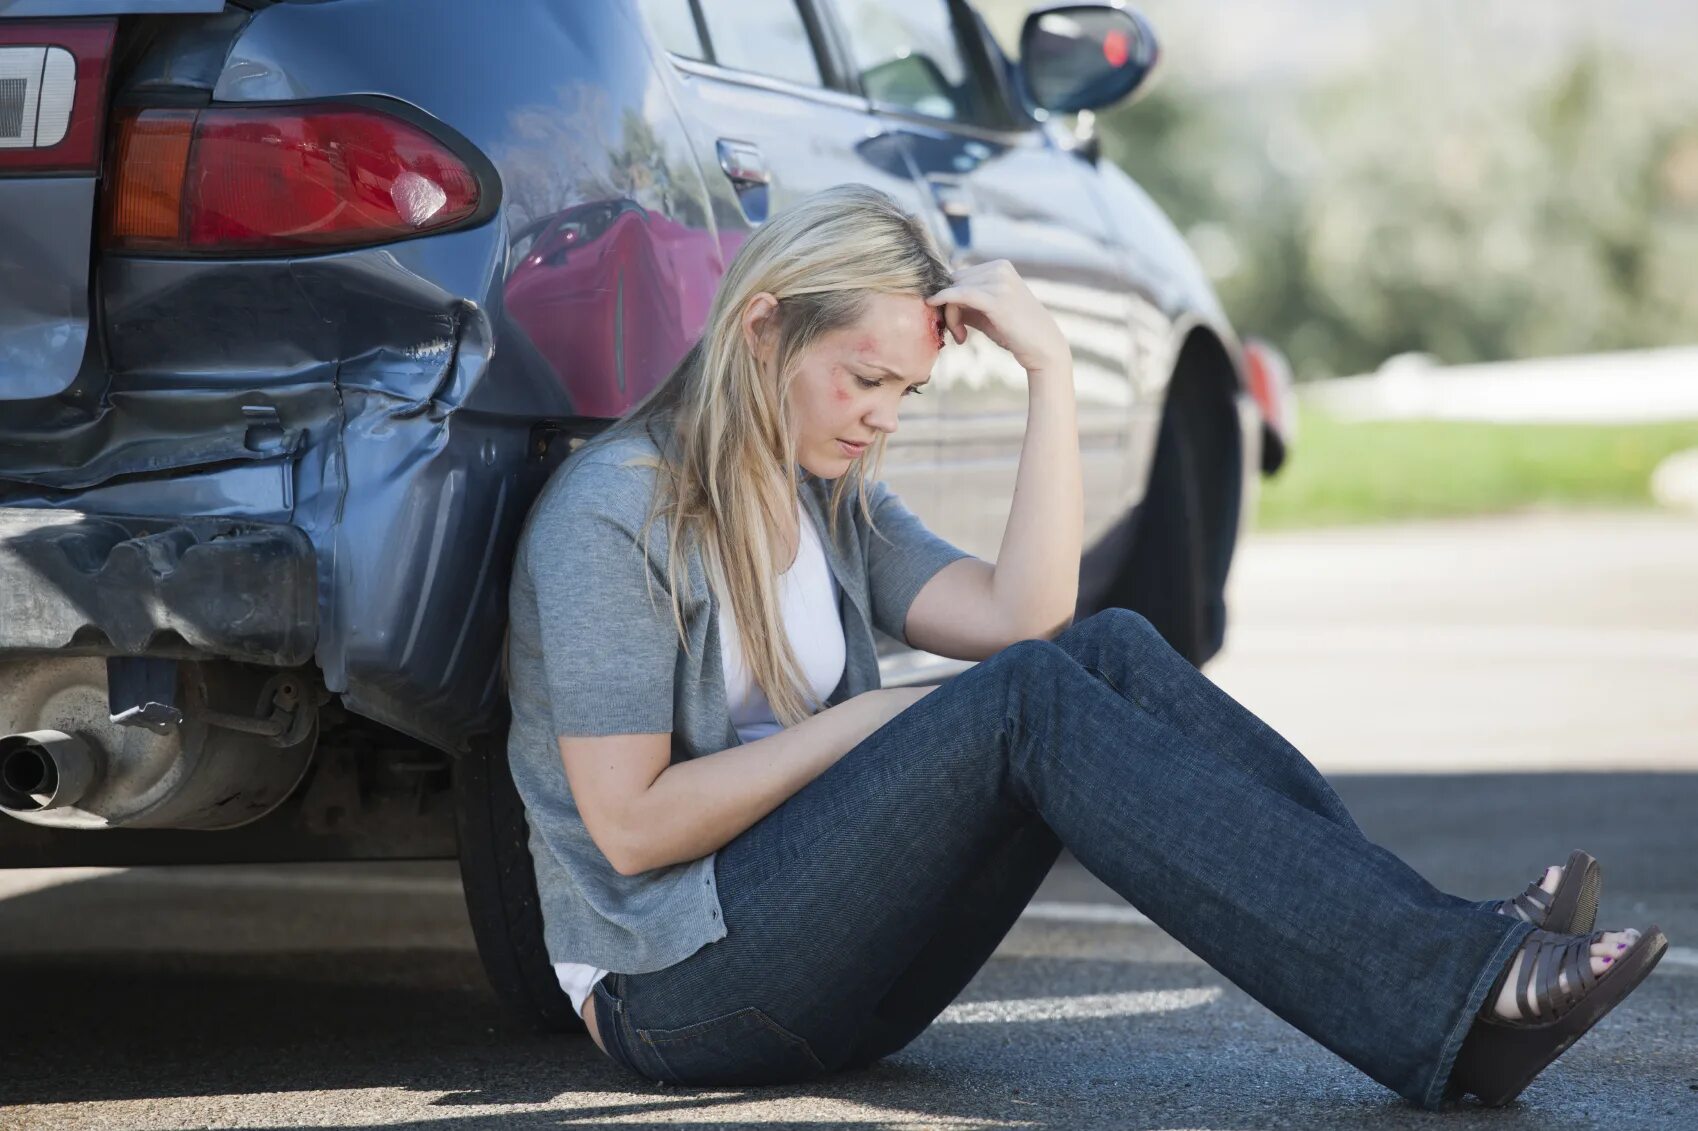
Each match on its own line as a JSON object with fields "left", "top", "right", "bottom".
{"left": 503, "top": 420, "right": 974, "bottom": 974}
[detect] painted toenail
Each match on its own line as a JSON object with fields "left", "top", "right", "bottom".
{"left": 1617, "top": 943, "right": 1626, "bottom": 950}
{"left": 1603, "top": 956, "right": 1613, "bottom": 964}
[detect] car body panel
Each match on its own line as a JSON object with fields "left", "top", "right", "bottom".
{"left": 656, "top": 51, "right": 949, "bottom": 522}
{"left": 3, "top": 1, "right": 223, "bottom": 13}
{"left": 0, "top": 0, "right": 1265, "bottom": 760}
{"left": 1, "top": 15, "right": 121, "bottom": 401}
{"left": 0, "top": 176, "right": 101, "bottom": 399}
{"left": 3, "top": 0, "right": 714, "bottom": 751}
{"left": 885, "top": 116, "right": 1143, "bottom": 556}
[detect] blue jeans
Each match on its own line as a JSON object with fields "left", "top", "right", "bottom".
{"left": 590, "top": 609, "right": 1532, "bottom": 1109}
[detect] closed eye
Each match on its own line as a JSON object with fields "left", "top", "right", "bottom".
{"left": 856, "top": 376, "right": 926, "bottom": 397}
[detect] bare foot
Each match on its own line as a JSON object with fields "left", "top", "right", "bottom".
{"left": 1496, "top": 864, "right": 1563, "bottom": 923}
{"left": 1492, "top": 928, "right": 1641, "bottom": 1020}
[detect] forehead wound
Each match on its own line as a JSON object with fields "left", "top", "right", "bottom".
{"left": 851, "top": 312, "right": 943, "bottom": 365}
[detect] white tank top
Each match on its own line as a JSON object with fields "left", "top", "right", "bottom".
{"left": 555, "top": 498, "right": 845, "bottom": 1017}
{"left": 718, "top": 499, "right": 845, "bottom": 742}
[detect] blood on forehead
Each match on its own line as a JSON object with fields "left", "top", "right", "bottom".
{"left": 856, "top": 319, "right": 943, "bottom": 354}
{"left": 847, "top": 312, "right": 945, "bottom": 374}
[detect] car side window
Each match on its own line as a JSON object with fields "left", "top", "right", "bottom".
{"left": 636, "top": 0, "right": 709, "bottom": 60}
{"left": 696, "top": 0, "right": 825, "bottom": 88}
{"left": 833, "top": 0, "right": 986, "bottom": 123}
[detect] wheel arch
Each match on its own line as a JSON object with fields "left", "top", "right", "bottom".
{"left": 1083, "top": 321, "right": 1246, "bottom": 666}
{"left": 1164, "top": 324, "right": 1248, "bottom": 661}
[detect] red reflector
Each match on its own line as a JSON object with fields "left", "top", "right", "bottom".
{"left": 1102, "top": 29, "right": 1130, "bottom": 69}
{"left": 0, "top": 19, "right": 116, "bottom": 174}
{"left": 1244, "top": 337, "right": 1296, "bottom": 441}
{"left": 105, "top": 104, "right": 482, "bottom": 253}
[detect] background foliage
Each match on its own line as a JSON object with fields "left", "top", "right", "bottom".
{"left": 981, "top": 0, "right": 1698, "bottom": 379}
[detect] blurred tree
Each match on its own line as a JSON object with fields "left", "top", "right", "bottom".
{"left": 1085, "top": 29, "right": 1698, "bottom": 377}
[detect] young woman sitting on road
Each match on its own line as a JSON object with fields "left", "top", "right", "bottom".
{"left": 503, "top": 183, "right": 1667, "bottom": 1110}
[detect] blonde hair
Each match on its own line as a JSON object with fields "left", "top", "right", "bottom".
{"left": 593, "top": 184, "right": 951, "bottom": 727}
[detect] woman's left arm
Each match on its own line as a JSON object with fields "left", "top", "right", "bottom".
{"left": 904, "top": 260, "right": 1083, "bottom": 658}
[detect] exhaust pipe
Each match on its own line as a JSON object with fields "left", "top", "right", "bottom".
{"left": 0, "top": 730, "right": 96, "bottom": 813}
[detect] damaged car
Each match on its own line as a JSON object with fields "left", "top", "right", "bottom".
{"left": 0, "top": 0, "right": 1293, "bottom": 1030}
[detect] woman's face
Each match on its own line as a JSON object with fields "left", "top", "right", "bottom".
{"left": 749, "top": 291, "right": 943, "bottom": 480}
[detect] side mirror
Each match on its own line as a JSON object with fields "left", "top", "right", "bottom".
{"left": 1018, "top": 4, "right": 1159, "bottom": 115}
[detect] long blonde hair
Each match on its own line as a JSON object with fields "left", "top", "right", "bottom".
{"left": 594, "top": 184, "right": 951, "bottom": 727}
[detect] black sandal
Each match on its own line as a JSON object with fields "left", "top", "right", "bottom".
{"left": 1493, "top": 849, "right": 1601, "bottom": 935}
{"left": 1447, "top": 925, "right": 1668, "bottom": 1106}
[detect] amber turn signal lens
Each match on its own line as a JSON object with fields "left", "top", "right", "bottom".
{"left": 105, "top": 109, "right": 194, "bottom": 247}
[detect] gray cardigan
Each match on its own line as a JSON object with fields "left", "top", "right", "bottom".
{"left": 504, "top": 422, "right": 974, "bottom": 974}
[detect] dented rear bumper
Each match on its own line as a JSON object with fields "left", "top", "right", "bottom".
{"left": 0, "top": 509, "right": 318, "bottom": 665}
{"left": 0, "top": 232, "right": 575, "bottom": 755}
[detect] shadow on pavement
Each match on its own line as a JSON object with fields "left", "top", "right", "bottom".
{"left": 0, "top": 771, "right": 1692, "bottom": 1130}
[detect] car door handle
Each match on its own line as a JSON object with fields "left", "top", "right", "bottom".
{"left": 716, "top": 139, "right": 770, "bottom": 188}
{"left": 926, "top": 175, "right": 972, "bottom": 219}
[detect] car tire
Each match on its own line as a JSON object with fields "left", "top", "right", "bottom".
{"left": 1108, "top": 370, "right": 1240, "bottom": 667}
{"left": 454, "top": 722, "right": 584, "bottom": 1034}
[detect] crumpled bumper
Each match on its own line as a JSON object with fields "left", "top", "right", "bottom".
{"left": 0, "top": 508, "right": 317, "bottom": 666}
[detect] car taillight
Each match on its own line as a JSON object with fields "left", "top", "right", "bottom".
{"left": 104, "top": 103, "right": 483, "bottom": 253}
{"left": 0, "top": 20, "right": 116, "bottom": 174}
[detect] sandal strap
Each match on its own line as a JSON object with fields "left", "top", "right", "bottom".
{"left": 1498, "top": 881, "right": 1554, "bottom": 924}
{"left": 1503, "top": 929, "right": 1602, "bottom": 1023}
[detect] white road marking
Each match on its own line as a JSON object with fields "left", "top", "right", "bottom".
{"left": 1021, "top": 900, "right": 1153, "bottom": 927}
{"left": 0, "top": 866, "right": 124, "bottom": 900}
{"left": 939, "top": 986, "right": 1221, "bottom": 1024}
{"left": 25, "top": 1092, "right": 1034, "bottom": 1129}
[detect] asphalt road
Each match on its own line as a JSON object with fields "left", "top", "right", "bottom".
{"left": 2, "top": 511, "right": 1695, "bottom": 1130}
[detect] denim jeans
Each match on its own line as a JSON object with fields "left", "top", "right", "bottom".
{"left": 590, "top": 608, "right": 1532, "bottom": 1109}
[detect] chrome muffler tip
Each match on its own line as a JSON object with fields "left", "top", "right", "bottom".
{"left": 0, "top": 730, "right": 96, "bottom": 813}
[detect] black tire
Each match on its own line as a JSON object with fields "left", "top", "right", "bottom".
{"left": 1108, "top": 370, "right": 1240, "bottom": 667}
{"left": 454, "top": 722, "right": 584, "bottom": 1034}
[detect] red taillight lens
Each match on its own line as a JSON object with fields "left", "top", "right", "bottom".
{"left": 105, "top": 104, "right": 482, "bottom": 253}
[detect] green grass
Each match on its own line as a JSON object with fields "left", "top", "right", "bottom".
{"left": 1254, "top": 407, "right": 1698, "bottom": 530}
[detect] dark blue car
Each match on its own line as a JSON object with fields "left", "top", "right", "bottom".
{"left": 0, "top": 0, "right": 1292, "bottom": 1028}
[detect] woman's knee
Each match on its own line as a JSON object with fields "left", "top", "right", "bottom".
{"left": 989, "top": 637, "right": 1076, "bottom": 680}
{"left": 1081, "top": 606, "right": 1163, "bottom": 645}
{"left": 1057, "top": 607, "right": 1168, "bottom": 667}
{"left": 985, "top": 637, "right": 1096, "bottom": 720}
